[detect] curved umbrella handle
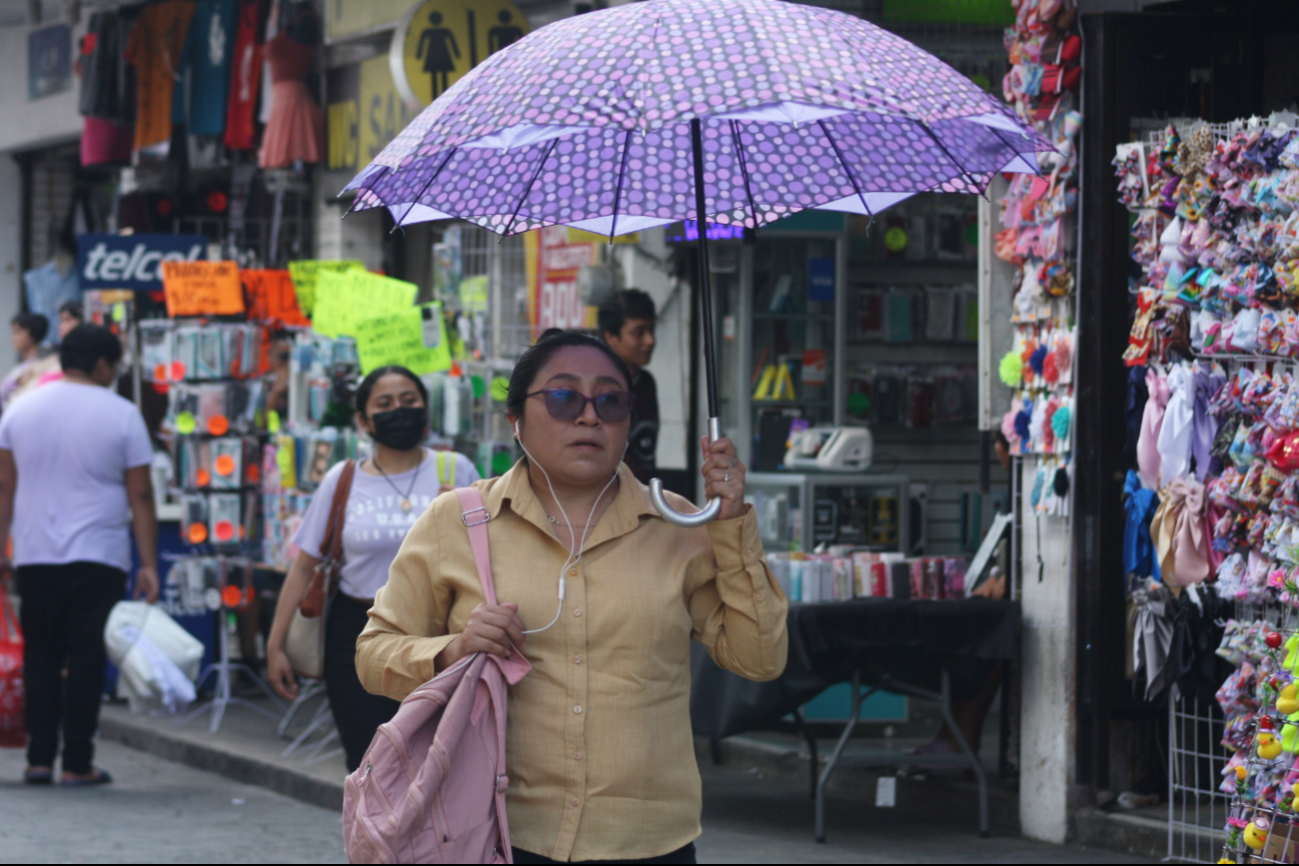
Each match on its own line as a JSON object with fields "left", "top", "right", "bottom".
{"left": 649, "top": 417, "right": 725, "bottom": 528}
{"left": 650, "top": 479, "right": 723, "bottom": 528}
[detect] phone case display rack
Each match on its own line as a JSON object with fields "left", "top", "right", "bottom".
{"left": 1115, "top": 117, "right": 1299, "bottom": 863}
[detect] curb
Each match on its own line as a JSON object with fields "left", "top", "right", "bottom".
{"left": 98, "top": 714, "right": 344, "bottom": 812}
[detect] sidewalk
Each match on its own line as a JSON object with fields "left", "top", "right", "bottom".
{"left": 99, "top": 694, "right": 347, "bottom": 811}
{"left": 96, "top": 696, "right": 1163, "bottom": 862}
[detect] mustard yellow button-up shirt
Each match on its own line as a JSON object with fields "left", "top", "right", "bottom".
{"left": 356, "top": 461, "right": 788, "bottom": 862}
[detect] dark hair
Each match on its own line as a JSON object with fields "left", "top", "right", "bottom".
{"left": 11, "top": 312, "right": 48, "bottom": 344}
{"left": 354, "top": 366, "right": 429, "bottom": 419}
{"left": 597, "top": 289, "right": 656, "bottom": 340}
{"left": 58, "top": 300, "right": 83, "bottom": 321}
{"left": 506, "top": 329, "right": 634, "bottom": 421}
{"left": 59, "top": 324, "right": 122, "bottom": 374}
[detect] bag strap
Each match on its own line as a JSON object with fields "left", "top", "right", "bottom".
{"left": 319, "top": 459, "right": 356, "bottom": 567}
{"left": 436, "top": 451, "right": 454, "bottom": 488}
{"left": 0, "top": 586, "right": 21, "bottom": 643}
{"left": 454, "top": 487, "right": 497, "bottom": 606}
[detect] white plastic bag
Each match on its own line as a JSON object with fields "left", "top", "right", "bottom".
{"left": 104, "top": 602, "right": 204, "bottom": 715}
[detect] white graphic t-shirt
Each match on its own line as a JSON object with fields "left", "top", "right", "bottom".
{"left": 294, "top": 449, "right": 479, "bottom": 599}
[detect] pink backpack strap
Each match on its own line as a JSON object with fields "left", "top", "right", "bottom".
{"left": 455, "top": 487, "right": 498, "bottom": 605}
{"left": 454, "top": 486, "right": 530, "bottom": 686}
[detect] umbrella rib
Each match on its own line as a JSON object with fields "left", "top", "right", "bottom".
{"left": 730, "top": 120, "right": 760, "bottom": 230}
{"left": 505, "top": 139, "right": 559, "bottom": 236}
{"left": 817, "top": 120, "right": 872, "bottom": 219}
{"left": 609, "top": 129, "right": 633, "bottom": 243}
{"left": 914, "top": 119, "right": 986, "bottom": 198}
{"left": 987, "top": 125, "right": 1039, "bottom": 172}
{"left": 341, "top": 167, "right": 390, "bottom": 220}
{"left": 392, "top": 149, "right": 459, "bottom": 231}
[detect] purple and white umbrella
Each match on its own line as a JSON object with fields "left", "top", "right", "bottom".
{"left": 345, "top": 0, "right": 1048, "bottom": 524}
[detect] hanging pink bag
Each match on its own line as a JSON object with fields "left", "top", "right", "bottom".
{"left": 0, "top": 586, "right": 26, "bottom": 749}
{"left": 343, "top": 488, "right": 530, "bottom": 864}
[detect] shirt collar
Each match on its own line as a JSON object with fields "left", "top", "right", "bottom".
{"left": 483, "top": 459, "right": 657, "bottom": 546}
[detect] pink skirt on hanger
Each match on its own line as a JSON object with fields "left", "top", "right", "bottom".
{"left": 258, "top": 80, "right": 323, "bottom": 169}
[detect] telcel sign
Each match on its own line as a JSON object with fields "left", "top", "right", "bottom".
{"left": 78, "top": 234, "right": 206, "bottom": 291}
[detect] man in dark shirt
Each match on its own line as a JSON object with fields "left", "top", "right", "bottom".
{"left": 599, "top": 289, "right": 659, "bottom": 484}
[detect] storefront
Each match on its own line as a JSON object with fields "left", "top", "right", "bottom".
{"left": 1073, "top": 0, "right": 1299, "bottom": 860}
{"left": 0, "top": 0, "right": 1129, "bottom": 851}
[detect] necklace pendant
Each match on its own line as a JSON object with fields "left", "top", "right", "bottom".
{"left": 401, "top": 499, "right": 412, "bottom": 513}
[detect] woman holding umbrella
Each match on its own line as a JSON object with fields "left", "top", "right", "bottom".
{"left": 356, "top": 329, "right": 788, "bottom": 863}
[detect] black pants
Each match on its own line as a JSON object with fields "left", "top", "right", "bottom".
{"left": 325, "top": 593, "right": 400, "bottom": 773}
{"left": 17, "top": 562, "right": 126, "bottom": 774}
{"left": 512, "top": 843, "right": 697, "bottom": 864}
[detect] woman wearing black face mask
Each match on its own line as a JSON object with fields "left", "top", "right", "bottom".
{"left": 266, "top": 366, "right": 479, "bottom": 770}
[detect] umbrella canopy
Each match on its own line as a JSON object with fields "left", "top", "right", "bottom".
{"left": 345, "top": 0, "right": 1049, "bottom": 235}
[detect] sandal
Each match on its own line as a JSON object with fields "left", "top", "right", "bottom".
{"left": 23, "top": 767, "right": 52, "bottom": 785}
{"left": 60, "top": 768, "right": 113, "bottom": 787}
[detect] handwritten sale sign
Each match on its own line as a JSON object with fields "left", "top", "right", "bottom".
{"left": 352, "top": 305, "right": 451, "bottom": 375}
{"left": 242, "top": 269, "right": 309, "bottom": 326}
{"left": 287, "top": 259, "right": 364, "bottom": 316}
{"left": 161, "top": 261, "right": 245, "bottom": 317}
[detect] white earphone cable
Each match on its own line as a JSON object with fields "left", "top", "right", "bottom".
{"left": 513, "top": 421, "right": 624, "bottom": 635}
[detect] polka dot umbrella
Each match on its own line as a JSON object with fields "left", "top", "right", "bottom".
{"left": 344, "top": 0, "right": 1051, "bottom": 525}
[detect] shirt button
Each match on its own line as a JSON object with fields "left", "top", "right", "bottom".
{"left": 756, "top": 592, "right": 765, "bottom": 602}
{"left": 573, "top": 654, "right": 583, "bottom": 664}
{"left": 573, "top": 705, "right": 583, "bottom": 714}
{"left": 573, "top": 608, "right": 582, "bottom": 617}
{"left": 568, "top": 568, "right": 578, "bottom": 577}
{"left": 573, "top": 751, "right": 583, "bottom": 760}
{"left": 571, "top": 797, "right": 580, "bottom": 807}
{"left": 745, "top": 548, "right": 754, "bottom": 558}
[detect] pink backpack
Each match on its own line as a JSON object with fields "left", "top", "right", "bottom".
{"left": 343, "top": 488, "right": 531, "bottom": 864}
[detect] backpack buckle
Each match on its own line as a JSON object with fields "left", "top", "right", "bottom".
{"left": 462, "top": 507, "right": 491, "bottom": 526}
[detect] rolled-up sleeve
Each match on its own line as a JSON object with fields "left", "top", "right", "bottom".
{"left": 355, "top": 506, "right": 460, "bottom": 701}
{"left": 688, "top": 505, "right": 788, "bottom": 681}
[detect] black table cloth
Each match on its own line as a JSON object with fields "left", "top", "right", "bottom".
{"left": 691, "top": 598, "right": 1021, "bottom": 739}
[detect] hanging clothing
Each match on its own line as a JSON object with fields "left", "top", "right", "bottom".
{"left": 1157, "top": 364, "right": 1194, "bottom": 487}
{"left": 1123, "top": 470, "right": 1161, "bottom": 581}
{"left": 258, "top": 0, "right": 280, "bottom": 125}
{"left": 224, "top": 0, "right": 264, "bottom": 150}
{"left": 22, "top": 260, "right": 80, "bottom": 345}
{"left": 257, "top": 17, "right": 322, "bottom": 169}
{"left": 123, "top": 1, "right": 197, "bottom": 151}
{"left": 79, "top": 10, "right": 137, "bottom": 125}
{"left": 174, "top": 0, "right": 238, "bottom": 137}
{"left": 1137, "top": 367, "right": 1169, "bottom": 489}
{"left": 81, "top": 116, "right": 134, "bottom": 168}
{"left": 1150, "top": 475, "right": 1210, "bottom": 587}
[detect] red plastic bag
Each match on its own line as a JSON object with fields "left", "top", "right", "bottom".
{"left": 0, "top": 588, "right": 25, "bottom": 748}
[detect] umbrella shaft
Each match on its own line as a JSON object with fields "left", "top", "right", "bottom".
{"left": 691, "top": 118, "right": 721, "bottom": 422}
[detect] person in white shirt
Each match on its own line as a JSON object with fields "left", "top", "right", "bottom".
{"left": 0, "top": 324, "right": 159, "bottom": 786}
{"left": 266, "top": 365, "right": 478, "bottom": 771}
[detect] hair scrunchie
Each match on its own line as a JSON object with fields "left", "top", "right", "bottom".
{"left": 1029, "top": 344, "right": 1048, "bottom": 377}
{"left": 999, "top": 351, "right": 1023, "bottom": 387}
{"left": 1051, "top": 404, "right": 1072, "bottom": 440}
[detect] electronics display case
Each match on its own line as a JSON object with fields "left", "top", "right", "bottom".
{"left": 746, "top": 471, "right": 910, "bottom": 554}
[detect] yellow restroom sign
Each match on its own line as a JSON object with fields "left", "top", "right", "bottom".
{"left": 390, "top": 0, "right": 530, "bottom": 109}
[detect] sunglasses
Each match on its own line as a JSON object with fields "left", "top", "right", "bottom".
{"left": 527, "top": 388, "right": 634, "bottom": 424}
